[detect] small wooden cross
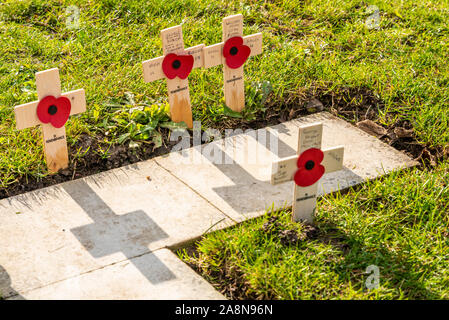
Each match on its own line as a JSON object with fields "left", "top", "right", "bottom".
{"left": 203, "top": 14, "right": 263, "bottom": 112}
{"left": 142, "top": 25, "right": 205, "bottom": 129}
{"left": 14, "top": 68, "right": 86, "bottom": 173}
{"left": 271, "top": 122, "right": 345, "bottom": 223}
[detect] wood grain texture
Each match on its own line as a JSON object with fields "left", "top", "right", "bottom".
{"left": 166, "top": 77, "right": 193, "bottom": 128}
{"left": 36, "top": 68, "right": 61, "bottom": 99}
{"left": 14, "top": 68, "right": 86, "bottom": 173}
{"left": 202, "top": 15, "right": 262, "bottom": 112}
{"left": 292, "top": 123, "right": 324, "bottom": 223}
{"left": 244, "top": 33, "right": 263, "bottom": 57}
{"left": 40, "top": 124, "right": 69, "bottom": 173}
{"left": 185, "top": 44, "right": 205, "bottom": 69}
{"left": 159, "top": 25, "right": 193, "bottom": 128}
{"left": 142, "top": 56, "right": 165, "bottom": 82}
{"left": 203, "top": 42, "right": 223, "bottom": 68}
{"left": 35, "top": 69, "right": 69, "bottom": 173}
{"left": 222, "top": 15, "right": 245, "bottom": 112}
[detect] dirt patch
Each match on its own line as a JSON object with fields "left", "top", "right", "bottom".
{"left": 1, "top": 85, "right": 446, "bottom": 200}
{"left": 0, "top": 96, "right": 310, "bottom": 200}
{"left": 181, "top": 244, "right": 260, "bottom": 300}
{"left": 316, "top": 86, "right": 447, "bottom": 166}
{"left": 261, "top": 214, "right": 318, "bottom": 245}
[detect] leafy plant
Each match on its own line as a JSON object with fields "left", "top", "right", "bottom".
{"left": 92, "top": 92, "right": 187, "bottom": 148}
{"left": 220, "top": 81, "right": 273, "bottom": 121}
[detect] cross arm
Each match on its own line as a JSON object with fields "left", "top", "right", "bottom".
{"left": 14, "top": 89, "right": 86, "bottom": 130}
{"left": 203, "top": 33, "right": 263, "bottom": 68}
{"left": 142, "top": 44, "right": 205, "bottom": 83}
{"left": 270, "top": 146, "right": 344, "bottom": 185}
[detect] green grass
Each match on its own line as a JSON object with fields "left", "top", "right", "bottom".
{"left": 0, "top": 0, "right": 448, "bottom": 299}
{"left": 179, "top": 163, "right": 449, "bottom": 299}
{"left": 1, "top": 0, "right": 448, "bottom": 187}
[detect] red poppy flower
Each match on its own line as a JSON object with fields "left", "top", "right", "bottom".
{"left": 36, "top": 95, "right": 71, "bottom": 129}
{"left": 294, "top": 148, "right": 325, "bottom": 187}
{"left": 222, "top": 36, "right": 251, "bottom": 69}
{"left": 162, "top": 53, "right": 194, "bottom": 80}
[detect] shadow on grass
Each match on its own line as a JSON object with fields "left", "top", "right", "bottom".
{"left": 181, "top": 213, "right": 441, "bottom": 300}
{"left": 305, "top": 221, "right": 440, "bottom": 299}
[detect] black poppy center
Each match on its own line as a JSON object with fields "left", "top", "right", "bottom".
{"left": 172, "top": 60, "right": 181, "bottom": 69}
{"left": 305, "top": 160, "right": 315, "bottom": 170}
{"left": 230, "top": 46, "right": 239, "bottom": 56}
{"left": 48, "top": 105, "right": 58, "bottom": 115}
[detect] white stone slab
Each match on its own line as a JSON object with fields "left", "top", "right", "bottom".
{"left": 0, "top": 160, "right": 229, "bottom": 299}
{"left": 156, "top": 112, "right": 417, "bottom": 222}
{"left": 0, "top": 112, "right": 417, "bottom": 300}
{"left": 7, "top": 249, "right": 225, "bottom": 300}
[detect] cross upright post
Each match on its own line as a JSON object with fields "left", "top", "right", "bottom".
{"left": 203, "top": 14, "right": 263, "bottom": 112}
{"left": 142, "top": 25, "right": 205, "bottom": 129}
{"left": 14, "top": 68, "right": 86, "bottom": 173}
{"left": 271, "top": 122, "right": 345, "bottom": 223}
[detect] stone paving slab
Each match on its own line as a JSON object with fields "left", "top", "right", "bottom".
{"left": 156, "top": 112, "right": 418, "bottom": 222}
{"left": 0, "top": 160, "right": 229, "bottom": 299}
{"left": 7, "top": 249, "right": 225, "bottom": 300}
{"left": 0, "top": 112, "right": 417, "bottom": 299}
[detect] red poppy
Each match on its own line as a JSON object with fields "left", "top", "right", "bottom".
{"left": 294, "top": 148, "right": 325, "bottom": 187}
{"left": 36, "top": 95, "right": 71, "bottom": 129}
{"left": 162, "top": 53, "right": 194, "bottom": 80}
{"left": 223, "top": 36, "right": 251, "bottom": 69}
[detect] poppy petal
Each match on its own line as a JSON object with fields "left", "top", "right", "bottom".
{"left": 36, "top": 95, "right": 71, "bottom": 129}
{"left": 177, "top": 55, "right": 194, "bottom": 79}
{"left": 223, "top": 37, "right": 243, "bottom": 58}
{"left": 223, "top": 36, "right": 251, "bottom": 69}
{"left": 162, "top": 53, "right": 194, "bottom": 80}
{"left": 297, "top": 148, "right": 324, "bottom": 168}
{"left": 294, "top": 148, "right": 325, "bottom": 187}
{"left": 162, "top": 53, "right": 178, "bottom": 79}
{"left": 50, "top": 97, "right": 71, "bottom": 128}
{"left": 36, "top": 96, "right": 56, "bottom": 124}
{"left": 294, "top": 164, "right": 325, "bottom": 187}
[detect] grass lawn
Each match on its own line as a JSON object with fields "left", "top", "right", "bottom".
{"left": 179, "top": 164, "right": 449, "bottom": 299}
{"left": 0, "top": 0, "right": 448, "bottom": 299}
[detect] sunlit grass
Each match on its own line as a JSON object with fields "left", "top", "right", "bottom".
{"left": 179, "top": 163, "right": 449, "bottom": 299}
{"left": 1, "top": 0, "right": 448, "bottom": 187}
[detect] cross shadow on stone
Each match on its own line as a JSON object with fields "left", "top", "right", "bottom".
{"left": 0, "top": 265, "right": 24, "bottom": 300}
{"left": 62, "top": 180, "right": 175, "bottom": 285}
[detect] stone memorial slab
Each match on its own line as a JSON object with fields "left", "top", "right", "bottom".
{"left": 0, "top": 112, "right": 417, "bottom": 299}
{"left": 7, "top": 249, "right": 225, "bottom": 300}
{"left": 0, "top": 160, "right": 229, "bottom": 298}
{"left": 156, "top": 112, "right": 418, "bottom": 222}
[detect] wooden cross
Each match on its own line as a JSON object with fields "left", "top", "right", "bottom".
{"left": 142, "top": 25, "right": 204, "bottom": 129}
{"left": 203, "top": 14, "right": 263, "bottom": 112}
{"left": 270, "top": 123, "right": 345, "bottom": 223}
{"left": 14, "top": 68, "right": 86, "bottom": 173}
